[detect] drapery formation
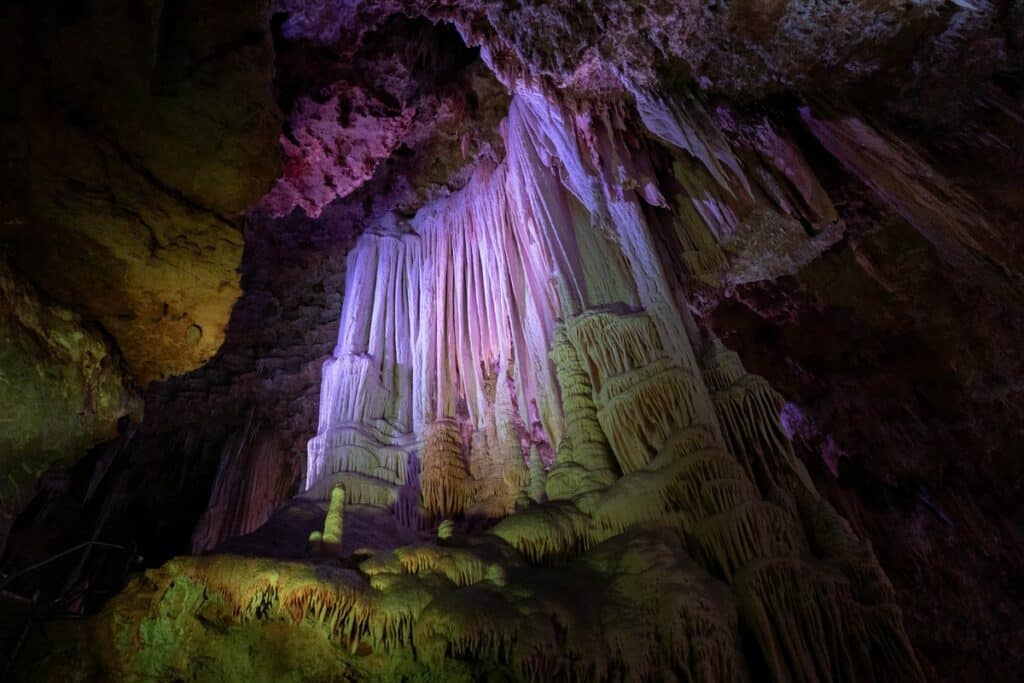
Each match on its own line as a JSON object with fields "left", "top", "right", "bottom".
{"left": 305, "top": 86, "right": 723, "bottom": 517}
{"left": 299, "top": 85, "right": 924, "bottom": 681}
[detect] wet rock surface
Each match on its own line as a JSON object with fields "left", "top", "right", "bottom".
{"left": 703, "top": 114, "right": 1024, "bottom": 679}
{"left": 1, "top": 2, "right": 1022, "bottom": 681}
{"left": 0, "top": 0, "right": 282, "bottom": 384}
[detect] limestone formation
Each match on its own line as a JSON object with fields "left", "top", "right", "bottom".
{"left": 321, "top": 484, "right": 346, "bottom": 556}
{"left": 419, "top": 421, "right": 472, "bottom": 521}
{"left": 302, "top": 80, "right": 844, "bottom": 517}
{"left": 526, "top": 446, "right": 546, "bottom": 504}
{"left": 546, "top": 324, "right": 618, "bottom": 499}
{"left": 9, "top": 2, "right": 1019, "bottom": 681}
{"left": 282, "top": 78, "right": 925, "bottom": 682}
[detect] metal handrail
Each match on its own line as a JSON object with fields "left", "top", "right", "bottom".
{"left": 1, "top": 540, "right": 136, "bottom": 677}
{"left": 0, "top": 541, "right": 130, "bottom": 593}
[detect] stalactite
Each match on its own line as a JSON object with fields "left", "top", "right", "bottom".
{"left": 190, "top": 412, "right": 297, "bottom": 553}
{"left": 596, "top": 365, "right": 703, "bottom": 471}
{"left": 490, "top": 501, "right": 593, "bottom": 563}
{"left": 305, "top": 86, "right": 744, "bottom": 517}
{"left": 493, "top": 366, "right": 531, "bottom": 496}
{"left": 743, "top": 117, "right": 839, "bottom": 230}
{"left": 568, "top": 312, "right": 669, "bottom": 384}
{"left": 689, "top": 501, "right": 807, "bottom": 583}
{"left": 526, "top": 446, "right": 546, "bottom": 503}
{"left": 279, "top": 83, "right": 925, "bottom": 683}
{"left": 419, "top": 420, "right": 472, "bottom": 521}
{"left": 363, "top": 545, "right": 492, "bottom": 588}
{"left": 633, "top": 87, "right": 848, "bottom": 290}
{"left": 364, "top": 573, "right": 437, "bottom": 649}
{"left": 559, "top": 310, "right": 720, "bottom": 476}
{"left": 393, "top": 452, "right": 422, "bottom": 530}
{"left": 634, "top": 88, "right": 752, "bottom": 200}
{"left": 798, "top": 490, "right": 899, "bottom": 605}
{"left": 312, "top": 472, "right": 398, "bottom": 509}
{"left": 583, "top": 528, "right": 749, "bottom": 683}
{"left": 735, "top": 557, "right": 924, "bottom": 683}
{"left": 801, "top": 105, "right": 1023, "bottom": 310}
{"left": 449, "top": 368, "right": 533, "bottom": 519}
{"left": 413, "top": 587, "right": 525, "bottom": 666}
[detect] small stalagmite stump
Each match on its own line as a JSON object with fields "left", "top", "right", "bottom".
{"left": 307, "top": 530, "right": 323, "bottom": 554}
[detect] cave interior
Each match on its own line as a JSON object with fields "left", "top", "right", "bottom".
{"left": 0, "top": 1, "right": 1023, "bottom": 681}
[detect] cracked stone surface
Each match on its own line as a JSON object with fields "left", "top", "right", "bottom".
{"left": 0, "top": 0, "right": 282, "bottom": 385}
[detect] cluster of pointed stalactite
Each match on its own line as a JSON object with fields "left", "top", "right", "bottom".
{"left": 274, "top": 84, "right": 927, "bottom": 681}
{"left": 487, "top": 322, "right": 922, "bottom": 681}
{"left": 302, "top": 79, "right": 845, "bottom": 520}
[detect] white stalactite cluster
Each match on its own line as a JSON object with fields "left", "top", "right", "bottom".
{"left": 305, "top": 83, "right": 755, "bottom": 515}
{"left": 636, "top": 87, "right": 844, "bottom": 287}
{"left": 293, "top": 84, "right": 924, "bottom": 681}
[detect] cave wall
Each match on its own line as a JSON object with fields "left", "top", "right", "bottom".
{"left": 0, "top": 256, "right": 141, "bottom": 556}
{"left": 1, "top": 1, "right": 1022, "bottom": 681}
{"left": 1, "top": 0, "right": 283, "bottom": 382}
{"left": 704, "top": 101, "right": 1024, "bottom": 677}
{"left": 0, "top": 0, "right": 284, "bottom": 548}
{"left": 0, "top": 12, "right": 510, "bottom": 588}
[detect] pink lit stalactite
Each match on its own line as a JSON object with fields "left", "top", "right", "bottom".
{"left": 306, "top": 87, "right": 732, "bottom": 500}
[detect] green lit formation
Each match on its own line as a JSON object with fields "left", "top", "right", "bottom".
{"left": 33, "top": 335, "right": 922, "bottom": 682}
{"left": 30, "top": 66, "right": 925, "bottom": 683}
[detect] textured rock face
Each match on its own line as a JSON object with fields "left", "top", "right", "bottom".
{"left": 2, "top": 2, "right": 1023, "bottom": 682}
{"left": 0, "top": 0, "right": 282, "bottom": 554}
{"left": 0, "top": 206, "right": 355, "bottom": 589}
{"left": 264, "top": 15, "right": 508, "bottom": 218}
{"left": 0, "top": 0, "right": 282, "bottom": 384}
{"left": 0, "top": 257, "right": 140, "bottom": 555}
{"left": 704, "top": 107, "right": 1024, "bottom": 677}
{"left": 275, "top": 0, "right": 1022, "bottom": 99}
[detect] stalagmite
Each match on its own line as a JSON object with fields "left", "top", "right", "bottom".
{"left": 322, "top": 484, "right": 345, "bottom": 557}
{"left": 546, "top": 324, "right": 618, "bottom": 500}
